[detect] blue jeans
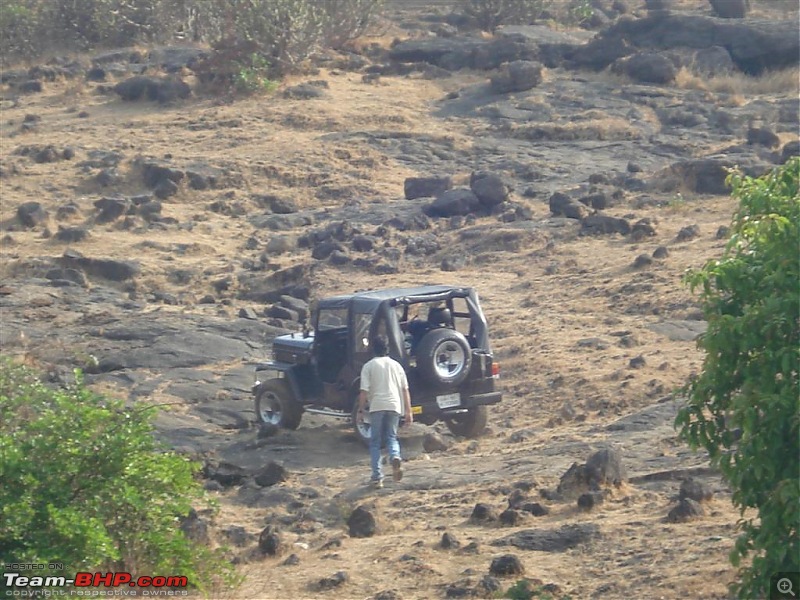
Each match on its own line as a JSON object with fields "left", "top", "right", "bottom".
{"left": 370, "top": 410, "right": 401, "bottom": 481}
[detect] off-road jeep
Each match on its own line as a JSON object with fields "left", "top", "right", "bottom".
{"left": 253, "top": 285, "right": 501, "bottom": 443}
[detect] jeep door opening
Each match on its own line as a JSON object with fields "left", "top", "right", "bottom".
{"left": 253, "top": 285, "right": 501, "bottom": 443}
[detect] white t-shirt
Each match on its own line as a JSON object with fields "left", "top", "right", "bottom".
{"left": 360, "top": 356, "right": 408, "bottom": 415}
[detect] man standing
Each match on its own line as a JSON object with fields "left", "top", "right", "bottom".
{"left": 358, "top": 335, "right": 412, "bottom": 489}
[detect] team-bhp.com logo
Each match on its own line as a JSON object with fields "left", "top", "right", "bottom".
{"left": 4, "top": 570, "right": 188, "bottom": 596}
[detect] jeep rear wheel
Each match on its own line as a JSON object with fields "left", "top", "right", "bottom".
{"left": 444, "top": 405, "right": 487, "bottom": 438}
{"left": 351, "top": 402, "right": 371, "bottom": 447}
{"left": 416, "top": 329, "right": 472, "bottom": 387}
{"left": 255, "top": 379, "right": 302, "bottom": 430}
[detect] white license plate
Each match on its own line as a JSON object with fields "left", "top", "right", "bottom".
{"left": 436, "top": 393, "right": 461, "bottom": 409}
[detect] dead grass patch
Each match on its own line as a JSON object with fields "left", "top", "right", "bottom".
{"left": 674, "top": 66, "right": 800, "bottom": 96}
{"left": 505, "top": 117, "right": 642, "bottom": 142}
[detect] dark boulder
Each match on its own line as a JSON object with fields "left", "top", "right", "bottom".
{"left": 782, "top": 141, "right": 800, "bottom": 164}
{"left": 499, "top": 509, "right": 523, "bottom": 526}
{"left": 254, "top": 461, "right": 288, "bottom": 487}
{"left": 473, "top": 36, "right": 539, "bottom": 70}
{"left": 425, "top": 188, "right": 480, "bottom": 217}
{"left": 440, "top": 532, "right": 460, "bottom": 549}
{"left": 489, "top": 554, "right": 524, "bottom": 576}
{"left": 17, "top": 202, "right": 48, "bottom": 228}
{"left": 693, "top": 46, "right": 735, "bottom": 76}
{"left": 492, "top": 524, "right": 600, "bottom": 552}
{"left": 581, "top": 214, "right": 631, "bottom": 235}
{"left": 94, "top": 197, "right": 131, "bottom": 224}
{"left": 205, "top": 461, "right": 247, "bottom": 487}
{"left": 45, "top": 268, "right": 87, "bottom": 287}
{"left": 404, "top": 176, "right": 452, "bottom": 199}
{"left": 347, "top": 505, "right": 377, "bottom": 538}
{"left": 316, "top": 571, "right": 348, "bottom": 590}
{"left": 549, "top": 192, "right": 589, "bottom": 220}
{"left": 114, "top": 75, "right": 190, "bottom": 103}
{"left": 140, "top": 160, "right": 185, "bottom": 189}
{"left": 54, "top": 227, "right": 90, "bottom": 243}
{"left": 567, "top": 36, "right": 633, "bottom": 71}
{"left": 679, "top": 478, "right": 713, "bottom": 503}
{"left": 586, "top": 447, "right": 627, "bottom": 486}
{"left": 179, "top": 509, "right": 209, "bottom": 544}
{"left": 520, "top": 502, "right": 550, "bottom": 517}
{"left": 423, "top": 432, "right": 451, "bottom": 452}
{"left": 676, "top": 224, "right": 700, "bottom": 241}
{"left": 388, "top": 38, "right": 483, "bottom": 69}
{"left": 591, "top": 14, "right": 798, "bottom": 75}
{"left": 59, "top": 250, "right": 139, "bottom": 281}
{"left": 490, "top": 61, "right": 543, "bottom": 94}
{"left": 747, "top": 126, "right": 780, "bottom": 148}
{"left": 612, "top": 52, "right": 676, "bottom": 84}
{"left": 470, "top": 171, "right": 509, "bottom": 208}
{"left": 631, "top": 217, "right": 658, "bottom": 241}
{"left": 709, "top": 0, "right": 749, "bottom": 18}
{"left": 258, "top": 525, "right": 282, "bottom": 555}
{"left": 577, "top": 491, "right": 604, "bottom": 511}
{"left": 18, "top": 80, "right": 43, "bottom": 94}
{"left": 470, "top": 503, "right": 498, "bottom": 524}
{"left": 667, "top": 498, "right": 705, "bottom": 523}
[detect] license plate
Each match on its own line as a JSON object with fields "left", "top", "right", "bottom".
{"left": 436, "top": 393, "right": 461, "bottom": 409}
{"left": 412, "top": 406, "right": 422, "bottom": 415}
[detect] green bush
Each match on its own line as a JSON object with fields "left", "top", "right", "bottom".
{"left": 0, "top": 360, "right": 236, "bottom": 592}
{"left": 676, "top": 157, "right": 800, "bottom": 598}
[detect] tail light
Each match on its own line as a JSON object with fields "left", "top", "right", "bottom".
{"left": 491, "top": 362, "right": 500, "bottom": 379}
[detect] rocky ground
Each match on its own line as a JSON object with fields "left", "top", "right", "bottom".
{"left": 1, "top": 1, "right": 798, "bottom": 598}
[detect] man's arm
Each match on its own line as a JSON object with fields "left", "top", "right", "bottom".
{"left": 356, "top": 390, "right": 369, "bottom": 425}
{"left": 402, "top": 386, "right": 413, "bottom": 426}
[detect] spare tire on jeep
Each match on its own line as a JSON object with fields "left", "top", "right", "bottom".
{"left": 416, "top": 328, "right": 472, "bottom": 386}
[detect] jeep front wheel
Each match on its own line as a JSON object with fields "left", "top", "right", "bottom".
{"left": 444, "top": 405, "right": 487, "bottom": 438}
{"left": 416, "top": 329, "right": 472, "bottom": 387}
{"left": 255, "top": 379, "right": 302, "bottom": 430}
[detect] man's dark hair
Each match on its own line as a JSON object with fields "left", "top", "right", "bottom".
{"left": 371, "top": 335, "right": 388, "bottom": 357}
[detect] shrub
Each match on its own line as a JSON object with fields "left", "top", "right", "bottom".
{"left": 675, "top": 158, "right": 800, "bottom": 598}
{"left": 0, "top": 1, "right": 41, "bottom": 60}
{"left": 0, "top": 360, "right": 237, "bottom": 592}
{"left": 1, "top": 0, "right": 384, "bottom": 83}
{"left": 460, "top": 0, "right": 549, "bottom": 32}
{"left": 213, "top": 0, "right": 383, "bottom": 76}
{"left": 320, "top": 0, "right": 385, "bottom": 49}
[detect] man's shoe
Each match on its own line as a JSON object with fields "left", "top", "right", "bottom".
{"left": 391, "top": 457, "right": 403, "bottom": 482}
{"left": 371, "top": 479, "right": 384, "bottom": 489}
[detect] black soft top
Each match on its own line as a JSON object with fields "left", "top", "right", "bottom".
{"left": 317, "top": 285, "right": 490, "bottom": 355}
{"left": 318, "top": 285, "right": 473, "bottom": 311}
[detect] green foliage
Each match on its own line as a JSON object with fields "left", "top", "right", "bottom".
{"left": 501, "top": 579, "right": 566, "bottom": 600}
{"left": 0, "top": 360, "right": 237, "bottom": 592}
{"left": 675, "top": 158, "right": 800, "bottom": 599}
{"left": 566, "top": 0, "right": 594, "bottom": 26}
{"left": 234, "top": 53, "right": 277, "bottom": 94}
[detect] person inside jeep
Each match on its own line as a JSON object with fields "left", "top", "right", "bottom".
{"left": 407, "top": 305, "right": 453, "bottom": 355}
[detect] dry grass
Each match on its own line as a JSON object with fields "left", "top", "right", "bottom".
{"left": 674, "top": 65, "right": 800, "bottom": 96}
{"left": 505, "top": 117, "right": 642, "bottom": 141}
